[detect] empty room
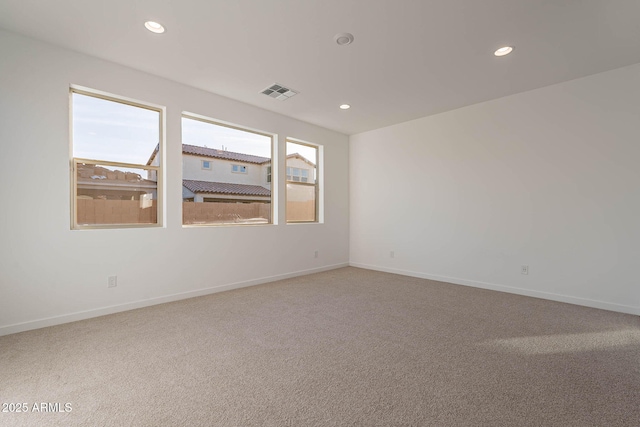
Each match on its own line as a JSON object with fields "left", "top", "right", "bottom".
{"left": 0, "top": 1, "right": 638, "bottom": 426}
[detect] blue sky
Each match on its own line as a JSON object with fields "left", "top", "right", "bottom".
{"left": 72, "top": 93, "right": 159, "bottom": 164}
{"left": 182, "top": 116, "right": 271, "bottom": 158}
{"left": 73, "top": 92, "right": 317, "bottom": 166}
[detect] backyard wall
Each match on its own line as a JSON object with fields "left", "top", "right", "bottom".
{"left": 182, "top": 202, "right": 271, "bottom": 225}
{"left": 77, "top": 200, "right": 158, "bottom": 225}
{"left": 286, "top": 200, "right": 316, "bottom": 223}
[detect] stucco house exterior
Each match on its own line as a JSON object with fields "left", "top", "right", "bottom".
{"left": 179, "top": 144, "right": 273, "bottom": 203}
{"left": 285, "top": 153, "right": 316, "bottom": 184}
{"left": 146, "top": 144, "right": 316, "bottom": 204}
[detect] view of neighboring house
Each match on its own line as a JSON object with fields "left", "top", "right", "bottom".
{"left": 76, "top": 164, "right": 157, "bottom": 201}
{"left": 75, "top": 163, "right": 158, "bottom": 225}
{"left": 146, "top": 143, "right": 316, "bottom": 203}
{"left": 179, "top": 144, "right": 272, "bottom": 204}
{"left": 285, "top": 153, "right": 316, "bottom": 184}
{"left": 142, "top": 143, "right": 316, "bottom": 224}
{"left": 75, "top": 144, "right": 317, "bottom": 225}
{"left": 284, "top": 152, "right": 319, "bottom": 222}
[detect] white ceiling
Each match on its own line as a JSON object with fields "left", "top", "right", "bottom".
{"left": 1, "top": 0, "right": 639, "bottom": 135}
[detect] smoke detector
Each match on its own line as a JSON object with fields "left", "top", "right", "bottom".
{"left": 334, "top": 33, "right": 354, "bottom": 46}
{"left": 260, "top": 83, "right": 298, "bottom": 101}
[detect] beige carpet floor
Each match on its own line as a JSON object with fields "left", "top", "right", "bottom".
{"left": 1, "top": 267, "right": 639, "bottom": 426}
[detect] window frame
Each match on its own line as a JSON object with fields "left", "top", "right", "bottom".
{"left": 70, "top": 86, "right": 164, "bottom": 230}
{"left": 181, "top": 112, "right": 275, "bottom": 227}
{"left": 285, "top": 138, "right": 321, "bottom": 224}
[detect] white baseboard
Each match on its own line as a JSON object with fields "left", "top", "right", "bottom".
{"left": 0, "top": 263, "right": 349, "bottom": 337}
{"left": 349, "top": 262, "right": 640, "bottom": 316}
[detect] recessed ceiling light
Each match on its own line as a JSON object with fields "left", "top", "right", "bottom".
{"left": 340, "top": 104, "right": 351, "bottom": 110}
{"left": 334, "top": 33, "right": 354, "bottom": 46}
{"left": 494, "top": 46, "right": 514, "bottom": 57}
{"left": 145, "top": 21, "right": 165, "bottom": 34}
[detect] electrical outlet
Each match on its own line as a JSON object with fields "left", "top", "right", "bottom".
{"left": 108, "top": 276, "right": 118, "bottom": 288}
{"left": 390, "top": 251, "right": 395, "bottom": 258}
{"left": 521, "top": 265, "right": 529, "bottom": 275}
{"left": 314, "top": 250, "right": 319, "bottom": 258}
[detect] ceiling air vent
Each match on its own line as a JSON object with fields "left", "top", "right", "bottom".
{"left": 261, "top": 83, "right": 298, "bottom": 101}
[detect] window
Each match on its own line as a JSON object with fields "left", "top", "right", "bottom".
{"left": 182, "top": 115, "right": 273, "bottom": 226}
{"left": 286, "top": 167, "right": 309, "bottom": 182}
{"left": 267, "top": 166, "right": 272, "bottom": 183}
{"left": 71, "top": 88, "right": 162, "bottom": 228}
{"left": 202, "top": 160, "right": 211, "bottom": 170}
{"left": 286, "top": 139, "right": 320, "bottom": 223}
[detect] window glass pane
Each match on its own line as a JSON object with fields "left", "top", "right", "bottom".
{"left": 76, "top": 163, "right": 157, "bottom": 225}
{"left": 71, "top": 90, "right": 162, "bottom": 229}
{"left": 182, "top": 116, "right": 272, "bottom": 225}
{"left": 286, "top": 183, "right": 316, "bottom": 222}
{"left": 286, "top": 140, "right": 318, "bottom": 223}
{"left": 72, "top": 93, "right": 159, "bottom": 164}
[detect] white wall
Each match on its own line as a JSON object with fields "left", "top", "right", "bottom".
{"left": 350, "top": 63, "right": 640, "bottom": 315}
{"left": 0, "top": 30, "right": 349, "bottom": 335}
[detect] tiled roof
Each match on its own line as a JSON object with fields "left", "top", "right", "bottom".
{"left": 77, "top": 164, "right": 157, "bottom": 187}
{"left": 287, "top": 152, "right": 315, "bottom": 166}
{"left": 146, "top": 143, "right": 160, "bottom": 165}
{"left": 182, "top": 144, "right": 271, "bottom": 164}
{"left": 183, "top": 180, "right": 271, "bottom": 197}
